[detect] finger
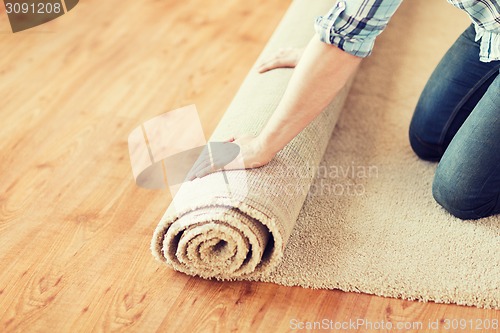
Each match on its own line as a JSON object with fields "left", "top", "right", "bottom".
{"left": 257, "top": 60, "right": 280, "bottom": 73}
{"left": 186, "top": 165, "right": 200, "bottom": 181}
{"left": 258, "top": 58, "right": 296, "bottom": 73}
{"left": 258, "top": 64, "right": 277, "bottom": 73}
{"left": 195, "top": 164, "right": 217, "bottom": 179}
{"left": 187, "top": 155, "right": 212, "bottom": 180}
{"left": 256, "top": 62, "right": 269, "bottom": 73}
{"left": 189, "top": 159, "right": 212, "bottom": 179}
{"left": 257, "top": 57, "right": 280, "bottom": 71}
{"left": 255, "top": 55, "right": 277, "bottom": 69}
{"left": 257, "top": 66, "right": 270, "bottom": 74}
{"left": 213, "top": 155, "right": 235, "bottom": 170}
{"left": 190, "top": 156, "right": 208, "bottom": 175}
{"left": 194, "top": 152, "right": 239, "bottom": 179}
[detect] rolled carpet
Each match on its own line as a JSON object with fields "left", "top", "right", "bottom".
{"left": 151, "top": 0, "right": 348, "bottom": 280}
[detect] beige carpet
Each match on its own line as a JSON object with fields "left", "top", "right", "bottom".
{"left": 151, "top": 0, "right": 500, "bottom": 309}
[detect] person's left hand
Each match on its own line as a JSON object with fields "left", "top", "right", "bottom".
{"left": 187, "top": 135, "right": 274, "bottom": 180}
{"left": 256, "top": 47, "right": 304, "bottom": 73}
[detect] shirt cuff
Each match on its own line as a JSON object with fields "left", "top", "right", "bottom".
{"left": 474, "top": 24, "right": 500, "bottom": 62}
{"left": 314, "top": 0, "right": 376, "bottom": 58}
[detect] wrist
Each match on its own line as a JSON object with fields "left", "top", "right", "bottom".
{"left": 256, "top": 134, "right": 279, "bottom": 162}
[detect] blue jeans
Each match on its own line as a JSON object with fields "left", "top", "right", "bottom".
{"left": 409, "top": 24, "right": 500, "bottom": 220}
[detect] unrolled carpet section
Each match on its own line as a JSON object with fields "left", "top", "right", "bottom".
{"left": 152, "top": 0, "right": 500, "bottom": 308}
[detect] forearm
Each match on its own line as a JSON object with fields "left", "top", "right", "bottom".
{"left": 257, "top": 36, "right": 361, "bottom": 157}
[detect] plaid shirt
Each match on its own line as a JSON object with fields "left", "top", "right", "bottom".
{"left": 314, "top": 0, "right": 500, "bottom": 62}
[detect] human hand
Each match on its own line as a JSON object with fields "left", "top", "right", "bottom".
{"left": 256, "top": 47, "right": 304, "bottom": 73}
{"left": 187, "top": 135, "right": 274, "bottom": 180}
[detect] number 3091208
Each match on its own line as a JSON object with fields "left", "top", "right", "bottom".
{"left": 5, "top": 2, "right": 62, "bottom": 14}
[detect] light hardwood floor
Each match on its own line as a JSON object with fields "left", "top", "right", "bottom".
{"left": 0, "top": 0, "right": 498, "bottom": 332}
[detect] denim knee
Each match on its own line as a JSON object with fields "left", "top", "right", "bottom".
{"left": 432, "top": 169, "right": 496, "bottom": 220}
{"left": 409, "top": 125, "right": 443, "bottom": 162}
{"left": 432, "top": 176, "right": 473, "bottom": 219}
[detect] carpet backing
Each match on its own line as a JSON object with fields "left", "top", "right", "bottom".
{"left": 152, "top": 0, "right": 500, "bottom": 309}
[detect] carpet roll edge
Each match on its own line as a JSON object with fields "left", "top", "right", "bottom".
{"left": 151, "top": 196, "right": 284, "bottom": 280}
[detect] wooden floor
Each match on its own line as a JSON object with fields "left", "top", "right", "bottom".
{"left": 0, "top": 0, "right": 498, "bottom": 332}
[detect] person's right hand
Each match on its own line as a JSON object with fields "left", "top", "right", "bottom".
{"left": 186, "top": 135, "right": 275, "bottom": 181}
{"left": 256, "top": 47, "right": 304, "bottom": 73}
